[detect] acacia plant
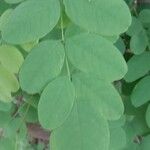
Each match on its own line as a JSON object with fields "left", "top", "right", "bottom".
{"left": 0, "top": 0, "right": 150, "bottom": 149}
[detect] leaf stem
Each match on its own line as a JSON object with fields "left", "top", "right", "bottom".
{"left": 65, "top": 58, "right": 71, "bottom": 80}
{"left": 61, "top": 16, "right": 65, "bottom": 42}
{"left": 61, "top": 12, "right": 71, "bottom": 80}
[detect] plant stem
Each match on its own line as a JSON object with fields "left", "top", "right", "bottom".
{"left": 61, "top": 13, "right": 71, "bottom": 80}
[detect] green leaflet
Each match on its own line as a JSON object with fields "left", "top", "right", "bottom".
{"left": 131, "top": 76, "right": 150, "bottom": 107}
{"left": 19, "top": 40, "right": 65, "bottom": 94}
{"left": 0, "top": 9, "right": 13, "bottom": 31}
{"left": 146, "top": 104, "right": 150, "bottom": 128}
{"left": 130, "top": 30, "right": 148, "bottom": 55}
{"left": 50, "top": 101, "right": 110, "bottom": 150}
{"left": 63, "top": 0, "right": 131, "bottom": 36}
{"left": 0, "top": 45, "right": 24, "bottom": 74}
{"left": 139, "top": 9, "right": 150, "bottom": 28}
{"left": 38, "top": 76, "right": 75, "bottom": 130}
{"left": 4, "top": 0, "right": 24, "bottom": 4}
{"left": 0, "top": 85, "right": 12, "bottom": 102}
{"left": 72, "top": 73, "right": 124, "bottom": 120}
{"left": 0, "top": 65, "right": 19, "bottom": 102}
{"left": 2, "top": 0, "right": 60, "bottom": 44}
{"left": 126, "top": 16, "right": 143, "bottom": 37}
{"left": 66, "top": 33, "right": 127, "bottom": 82}
{"left": 0, "top": 45, "right": 23, "bottom": 101}
{"left": 124, "top": 52, "right": 150, "bottom": 82}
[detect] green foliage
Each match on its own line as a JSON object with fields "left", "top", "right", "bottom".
{"left": 125, "top": 52, "right": 150, "bottom": 82}
{"left": 66, "top": 33, "right": 127, "bottom": 82}
{"left": 109, "top": 117, "right": 126, "bottom": 150}
{"left": 0, "top": 45, "right": 24, "bottom": 73}
{"left": 2, "top": 0, "right": 60, "bottom": 44}
{"left": 19, "top": 40, "right": 65, "bottom": 94}
{"left": 0, "top": 65, "right": 19, "bottom": 102}
{"left": 131, "top": 76, "right": 150, "bottom": 107}
{"left": 51, "top": 101, "right": 110, "bottom": 150}
{"left": 72, "top": 73, "right": 124, "bottom": 120}
{"left": 38, "top": 76, "right": 75, "bottom": 129}
{"left": 63, "top": 0, "right": 131, "bottom": 35}
{"left": 0, "top": 0, "right": 150, "bottom": 150}
{"left": 130, "top": 30, "right": 148, "bottom": 54}
{"left": 139, "top": 9, "right": 150, "bottom": 27}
